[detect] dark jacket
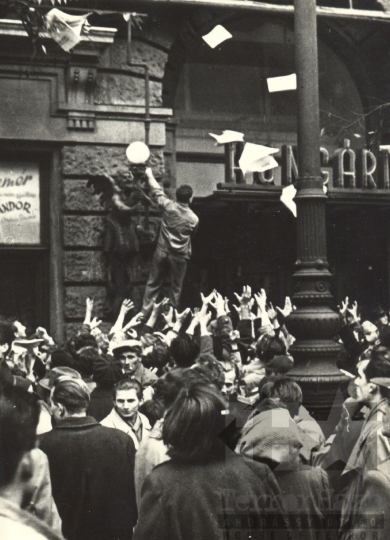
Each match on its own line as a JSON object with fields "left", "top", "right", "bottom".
{"left": 87, "top": 385, "right": 114, "bottom": 422}
{"left": 272, "top": 464, "right": 334, "bottom": 540}
{"left": 133, "top": 453, "right": 285, "bottom": 540}
{"left": 40, "top": 416, "right": 137, "bottom": 540}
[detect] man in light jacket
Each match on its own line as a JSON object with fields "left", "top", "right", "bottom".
{"left": 101, "top": 378, "right": 150, "bottom": 450}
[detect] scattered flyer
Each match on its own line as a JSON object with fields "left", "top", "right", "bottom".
{"left": 202, "top": 25, "right": 232, "bottom": 49}
{"left": 209, "top": 130, "right": 244, "bottom": 145}
{"left": 239, "top": 142, "right": 279, "bottom": 175}
{"left": 45, "top": 9, "right": 91, "bottom": 52}
{"left": 267, "top": 73, "right": 297, "bottom": 93}
{"left": 280, "top": 184, "right": 297, "bottom": 217}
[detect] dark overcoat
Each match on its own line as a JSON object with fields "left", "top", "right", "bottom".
{"left": 40, "top": 416, "right": 137, "bottom": 540}
{"left": 133, "top": 453, "right": 286, "bottom": 540}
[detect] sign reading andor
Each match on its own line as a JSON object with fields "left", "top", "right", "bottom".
{"left": 0, "top": 162, "right": 40, "bottom": 244}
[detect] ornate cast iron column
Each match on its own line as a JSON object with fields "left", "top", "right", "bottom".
{"left": 285, "top": 0, "right": 344, "bottom": 420}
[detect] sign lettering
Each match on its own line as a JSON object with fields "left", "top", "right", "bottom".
{"left": 0, "top": 162, "right": 40, "bottom": 244}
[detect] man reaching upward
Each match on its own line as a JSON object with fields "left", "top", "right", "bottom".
{"left": 141, "top": 168, "right": 198, "bottom": 316}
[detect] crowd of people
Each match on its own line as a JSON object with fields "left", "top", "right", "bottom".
{"left": 2, "top": 287, "right": 390, "bottom": 540}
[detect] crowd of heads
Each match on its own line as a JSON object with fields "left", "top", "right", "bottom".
{"left": 3, "top": 288, "right": 390, "bottom": 537}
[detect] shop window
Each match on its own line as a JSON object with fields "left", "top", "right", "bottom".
{"left": 0, "top": 162, "right": 40, "bottom": 245}
{"left": 0, "top": 154, "right": 49, "bottom": 333}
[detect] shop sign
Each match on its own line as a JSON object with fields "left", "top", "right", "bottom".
{"left": 280, "top": 139, "right": 390, "bottom": 189}
{"left": 0, "top": 162, "right": 40, "bottom": 244}
{"left": 229, "top": 139, "right": 390, "bottom": 190}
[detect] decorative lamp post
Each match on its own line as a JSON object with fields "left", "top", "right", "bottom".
{"left": 285, "top": 0, "right": 345, "bottom": 421}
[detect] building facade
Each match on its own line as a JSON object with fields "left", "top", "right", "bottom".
{"left": 1, "top": 0, "right": 390, "bottom": 341}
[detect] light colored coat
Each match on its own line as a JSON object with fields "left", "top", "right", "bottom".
{"left": 134, "top": 419, "right": 169, "bottom": 505}
{"left": 339, "top": 399, "right": 390, "bottom": 538}
{"left": 101, "top": 408, "right": 151, "bottom": 450}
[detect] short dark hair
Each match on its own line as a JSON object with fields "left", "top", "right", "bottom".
{"left": 113, "top": 378, "right": 143, "bottom": 400}
{"left": 66, "top": 333, "right": 98, "bottom": 357}
{"left": 162, "top": 382, "right": 227, "bottom": 462}
{"left": 153, "top": 369, "right": 187, "bottom": 410}
{"left": 254, "top": 397, "right": 287, "bottom": 415}
{"left": 256, "top": 334, "right": 286, "bottom": 362}
{"left": 0, "top": 323, "right": 15, "bottom": 354}
{"left": 176, "top": 184, "right": 193, "bottom": 204}
{"left": 142, "top": 341, "right": 170, "bottom": 376}
{"left": 364, "top": 347, "right": 390, "bottom": 397}
{"left": 52, "top": 379, "right": 90, "bottom": 414}
{"left": 194, "top": 354, "right": 225, "bottom": 390}
{"left": 139, "top": 399, "right": 164, "bottom": 427}
{"left": 50, "top": 349, "right": 77, "bottom": 370}
{"left": 75, "top": 347, "right": 100, "bottom": 378}
{"left": 170, "top": 334, "right": 199, "bottom": 368}
{"left": 0, "top": 388, "right": 39, "bottom": 487}
{"left": 268, "top": 377, "right": 302, "bottom": 402}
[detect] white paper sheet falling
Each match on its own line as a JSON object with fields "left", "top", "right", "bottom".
{"left": 267, "top": 73, "right": 297, "bottom": 93}
{"left": 238, "top": 143, "right": 279, "bottom": 176}
{"left": 280, "top": 184, "right": 297, "bottom": 217}
{"left": 45, "top": 9, "right": 90, "bottom": 52}
{"left": 209, "top": 130, "right": 244, "bottom": 145}
{"left": 202, "top": 25, "right": 232, "bottom": 49}
{"left": 281, "top": 181, "right": 327, "bottom": 216}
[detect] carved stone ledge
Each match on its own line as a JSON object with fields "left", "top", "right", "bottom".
{"left": 67, "top": 112, "right": 95, "bottom": 131}
{"left": 0, "top": 19, "right": 117, "bottom": 59}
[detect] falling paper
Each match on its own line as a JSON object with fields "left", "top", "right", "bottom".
{"left": 267, "top": 73, "right": 297, "bottom": 93}
{"left": 238, "top": 142, "right": 278, "bottom": 175}
{"left": 323, "top": 176, "right": 329, "bottom": 195}
{"left": 281, "top": 180, "right": 327, "bottom": 216}
{"left": 209, "top": 130, "right": 244, "bottom": 145}
{"left": 202, "top": 25, "right": 232, "bottom": 49}
{"left": 280, "top": 184, "right": 297, "bottom": 217}
{"left": 340, "top": 369, "right": 355, "bottom": 379}
{"left": 353, "top": 133, "right": 361, "bottom": 138}
{"left": 45, "top": 8, "right": 91, "bottom": 52}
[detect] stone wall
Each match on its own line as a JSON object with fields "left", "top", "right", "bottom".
{"left": 62, "top": 25, "right": 176, "bottom": 338}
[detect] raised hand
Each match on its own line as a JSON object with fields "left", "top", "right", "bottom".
{"left": 152, "top": 297, "right": 169, "bottom": 314}
{"left": 276, "top": 296, "right": 294, "bottom": 318}
{"left": 209, "top": 290, "right": 226, "bottom": 316}
{"left": 86, "top": 297, "right": 94, "bottom": 314}
{"left": 338, "top": 296, "right": 349, "bottom": 318}
{"left": 84, "top": 297, "right": 94, "bottom": 325}
{"left": 347, "top": 301, "right": 359, "bottom": 322}
{"left": 174, "top": 308, "right": 191, "bottom": 325}
{"left": 89, "top": 317, "right": 102, "bottom": 330}
{"left": 123, "top": 312, "right": 143, "bottom": 330}
{"left": 186, "top": 308, "right": 200, "bottom": 335}
{"left": 235, "top": 285, "right": 252, "bottom": 307}
{"left": 200, "top": 291, "right": 216, "bottom": 315}
{"left": 121, "top": 299, "right": 134, "bottom": 314}
{"left": 162, "top": 306, "right": 175, "bottom": 328}
{"left": 267, "top": 303, "right": 278, "bottom": 322}
{"left": 254, "top": 289, "right": 267, "bottom": 314}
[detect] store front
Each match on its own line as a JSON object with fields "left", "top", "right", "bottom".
{"left": 163, "top": 13, "right": 390, "bottom": 314}
{"left": 0, "top": 151, "right": 51, "bottom": 334}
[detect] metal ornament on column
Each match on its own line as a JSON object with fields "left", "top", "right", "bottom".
{"left": 284, "top": 0, "right": 345, "bottom": 421}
